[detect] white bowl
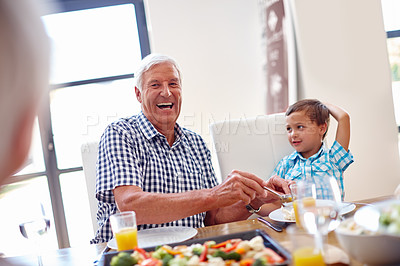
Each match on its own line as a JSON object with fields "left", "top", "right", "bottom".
{"left": 335, "top": 199, "right": 400, "bottom": 265}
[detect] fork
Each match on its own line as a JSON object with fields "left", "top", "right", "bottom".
{"left": 263, "top": 186, "right": 292, "bottom": 204}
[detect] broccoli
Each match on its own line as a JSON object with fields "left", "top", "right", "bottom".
{"left": 110, "top": 252, "right": 137, "bottom": 266}
{"left": 162, "top": 253, "right": 174, "bottom": 266}
{"left": 252, "top": 257, "right": 267, "bottom": 266}
{"left": 212, "top": 250, "right": 241, "bottom": 261}
{"left": 191, "top": 246, "right": 204, "bottom": 256}
{"left": 152, "top": 247, "right": 169, "bottom": 260}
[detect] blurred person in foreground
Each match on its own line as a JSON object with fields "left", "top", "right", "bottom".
{"left": 91, "top": 53, "right": 291, "bottom": 243}
{"left": 0, "top": 0, "right": 49, "bottom": 262}
{"left": 0, "top": 0, "right": 49, "bottom": 184}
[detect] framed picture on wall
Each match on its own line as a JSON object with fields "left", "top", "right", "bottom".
{"left": 259, "top": 0, "right": 297, "bottom": 114}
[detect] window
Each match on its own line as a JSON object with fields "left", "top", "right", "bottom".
{"left": 381, "top": 0, "right": 400, "bottom": 153}
{"left": 0, "top": 0, "right": 150, "bottom": 255}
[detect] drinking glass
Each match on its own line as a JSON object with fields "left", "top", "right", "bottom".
{"left": 19, "top": 203, "right": 50, "bottom": 266}
{"left": 290, "top": 183, "right": 302, "bottom": 226}
{"left": 287, "top": 224, "right": 325, "bottom": 266}
{"left": 110, "top": 211, "right": 138, "bottom": 251}
{"left": 295, "top": 176, "right": 342, "bottom": 260}
{"left": 296, "top": 176, "right": 342, "bottom": 234}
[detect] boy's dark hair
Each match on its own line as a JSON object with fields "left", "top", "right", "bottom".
{"left": 286, "top": 99, "right": 330, "bottom": 139}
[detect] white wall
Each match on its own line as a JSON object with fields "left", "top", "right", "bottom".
{"left": 145, "top": 0, "right": 266, "bottom": 181}
{"left": 145, "top": 0, "right": 400, "bottom": 200}
{"left": 289, "top": 0, "right": 400, "bottom": 201}
{"left": 145, "top": 0, "right": 265, "bottom": 140}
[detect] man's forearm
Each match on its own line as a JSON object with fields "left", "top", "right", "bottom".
{"left": 115, "top": 187, "right": 217, "bottom": 225}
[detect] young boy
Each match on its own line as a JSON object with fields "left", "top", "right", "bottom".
{"left": 271, "top": 99, "right": 353, "bottom": 200}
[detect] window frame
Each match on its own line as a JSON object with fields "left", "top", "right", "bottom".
{"left": 386, "top": 30, "right": 400, "bottom": 132}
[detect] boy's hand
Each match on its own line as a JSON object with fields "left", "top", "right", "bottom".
{"left": 324, "top": 102, "right": 351, "bottom": 151}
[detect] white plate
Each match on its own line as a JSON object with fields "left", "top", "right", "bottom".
{"left": 108, "top": 226, "right": 198, "bottom": 250}
{"left": 269, "top": 201, "right": 356, "bottom": 223}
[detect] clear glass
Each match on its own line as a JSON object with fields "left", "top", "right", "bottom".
{"left": 0, "top": 177, "right": 58, "bottom": 257}
{"left": 286, "top": 224, "right": 325, "bottom": 266}
{"left": 59, "top": 171, "right": 93, "bottom": 246}
{"left": 110, "top": 211, "right": 138, "bottom": 251}
{"left": 296, "top": 177, "right": 342, "bottom": 236}
{"left": 42, "top": 4, "right": 142, "bottom": 84}
{"left": 19, "top": 203, "right": 51, "bottom": 266}
{"left": 14, "top": 118, "right": 45, "bottom": 175}
{"left": 50, "top": 78, "right": 141, "bottom": 169}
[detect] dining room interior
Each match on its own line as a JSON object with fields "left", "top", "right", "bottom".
{"left": 0, "top": 0, "right": 399, "bottom": 263}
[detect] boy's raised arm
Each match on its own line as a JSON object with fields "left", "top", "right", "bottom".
{"left": 324, "top": 102, "right": 351, "bottom": 151}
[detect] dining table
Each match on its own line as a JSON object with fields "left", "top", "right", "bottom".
{"left": 2, "top": 195, "right": 394, "bottom": 266}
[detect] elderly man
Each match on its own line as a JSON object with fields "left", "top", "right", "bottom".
{"left": 91, "top": 54, "right": 290, "bottom": 244}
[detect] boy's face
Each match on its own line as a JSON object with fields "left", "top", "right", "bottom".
{"left": 286, "top": 110, "right": 327, "bottom": 159}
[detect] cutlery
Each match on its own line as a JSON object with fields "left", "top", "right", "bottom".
{"left": 257, "top": 217, "right": 283, "bottom": 232}
{"left": 263, "top": 186, "right": 292, "bottom": 204}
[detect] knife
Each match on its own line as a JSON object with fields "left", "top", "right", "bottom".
{"left": 257, "top": 217, "right": 283, "bottom": 232}
{"left": 263, "top": 186, "right": 292, "bottom": 205}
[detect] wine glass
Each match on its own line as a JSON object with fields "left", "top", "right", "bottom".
{"left": 296, "top": 176, "right": 342, "bottom": 233}
{"left": 19, "top": 203, "right": 50, "bottom": 266}
{"left": 295, "top": 176, "right": 342, "bottom": 257}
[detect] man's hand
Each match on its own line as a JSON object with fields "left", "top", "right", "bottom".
{"left": 210, "top": 170, "right": 267, "bottom": 207}
{"left": 262, "top": 175, "right": 292, "bottom": 203}
{"left": 207, "top": 172, "right": 292, "bottom": 224}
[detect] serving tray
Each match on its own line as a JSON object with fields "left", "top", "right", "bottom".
{"left": 99, "top": 229, "right": 291, "bottom": 265}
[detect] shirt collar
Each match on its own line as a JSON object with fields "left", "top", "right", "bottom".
{"left": 287, "top": 142, "right": 327, "bottom": 161}
{"left": 137, "top": 111, "right": 185, "bottom": 145}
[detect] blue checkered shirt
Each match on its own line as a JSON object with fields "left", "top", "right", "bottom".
{"left": 90, "top": 112, "right": 218, "bottom": 244}
{"left": 271, "top": 141, "right": 354, "bottom": 200}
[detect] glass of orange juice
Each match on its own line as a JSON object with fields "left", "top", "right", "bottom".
{"left": 110, "top": 211, "right": 138, "bottom": 251}
{"left": 287, "top": 224, "right": 325, "bottom": 266}
{"left": 289, "top": 183, "right": 301, "bottom": 226}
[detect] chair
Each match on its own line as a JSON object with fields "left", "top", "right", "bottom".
{"left": 80, "top": 141, "right": 99, "bottom": 236}
{"left": 209, "top": 113, "right": 294, "bottom": 181}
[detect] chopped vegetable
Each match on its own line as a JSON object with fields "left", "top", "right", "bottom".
{"left": 199, "top": 243, "right": 208, "bottom": 262}
{"left": 161, "top": 246, "right": 182, "bottom": 256}
{"left": 135, "top": 247, "right": 150, "bottom": 260}
{"left": 162, "top": 254, "right": 174, "bottom": 266}
{"left": 110, "top": 252, "right": 137, "bottom": 266}
{"left": 109, "top": 236, "right": 285, "bottom": 266}
{"left": 252, "top": 257, "right": 266, "bottom": 266}
{"left": 379, "top": 203, "right": 400, "bottom": 234}
{"left": 211, "top": 240, "right": 231, "bottom": 249}
{"left": 191, "top": 245, "right": 203, "bottom": 256}
{"left": 140, "top": 258, "right": 162, "bottom": 266}
{"left": 222, "top": 240, "right": 241, "bottom": 253}
{"left": 239, "top": 258, "right": 254, "bottom": 266}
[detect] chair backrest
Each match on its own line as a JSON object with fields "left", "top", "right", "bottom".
{"left": 210, "top": 113, "right": 294, "bottom": 181}
{"left": 80, "top": 141, "right": 99, "bottom": 235}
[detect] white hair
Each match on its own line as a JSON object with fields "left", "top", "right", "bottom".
{"left": 0, "top": 0, "right": 50, "bottom": 173}
{"left": 134, "top": 53, "right": 182, "bottom": 91}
